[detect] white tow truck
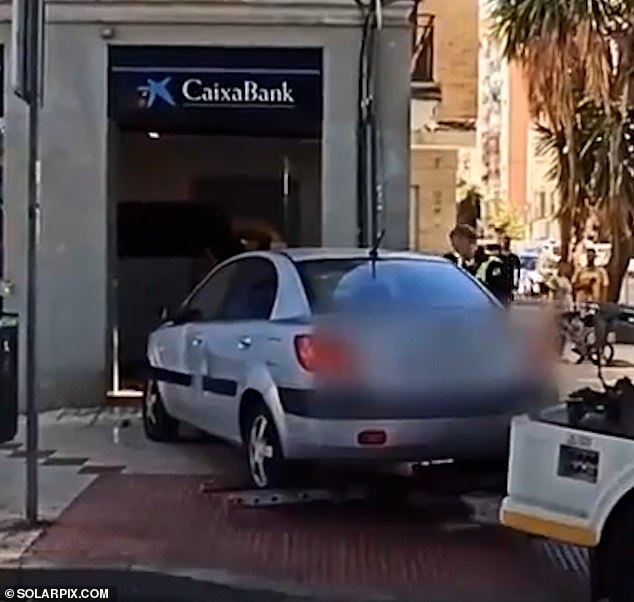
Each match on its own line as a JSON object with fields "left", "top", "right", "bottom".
{"left": 500, "top": 376, "right": 634, "bottom": 601}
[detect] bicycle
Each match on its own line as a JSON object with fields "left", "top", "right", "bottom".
{"left": 558, "top": 303, "right": 616, "bottom": 366}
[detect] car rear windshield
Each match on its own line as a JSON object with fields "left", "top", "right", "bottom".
{"left": 296, "top": 258, "right": 494, "bottom": 313}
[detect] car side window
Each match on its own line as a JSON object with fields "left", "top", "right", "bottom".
{"left": 187, "top": 262, "right": 238, "bottom": 321}
{"left": 219, "top": 258, "right": 278, "bottom": 321}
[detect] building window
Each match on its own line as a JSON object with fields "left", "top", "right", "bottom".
{"left": 409, "top": 185, "right": 420, "bottom": 250}
{"left": 432, "top": 191, "right": 442, "bottom": 215}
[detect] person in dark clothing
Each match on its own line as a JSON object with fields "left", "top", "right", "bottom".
{"left": 256, "top": 232, "right": 273, "bottom": 250}
{"left": 189, "top": 214, "right": 246, "bottom": 290}
{"left": 497, "top": 235, "right": 521, "bottom": 304}
{"left": 443, "top": 224, "right": 478, "bottom": 269}
{"left": 472, "top": 245, "right": 489, "bottom": 274}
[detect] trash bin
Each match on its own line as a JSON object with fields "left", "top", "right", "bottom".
{"left": 0, "top": 312, "right": 18, "bottom": 443}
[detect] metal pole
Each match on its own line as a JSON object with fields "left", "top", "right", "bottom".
{"left": 282, "top": 156, "right": 290, "bottom": 244}
{"left": 24, "top": 0, "right": 43, "bottom": 526}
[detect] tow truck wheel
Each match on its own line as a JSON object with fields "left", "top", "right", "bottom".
{"left": 597, "top": 509, "right": 634, "bottom": 602}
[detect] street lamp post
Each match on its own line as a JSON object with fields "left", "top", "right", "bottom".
{"left": 11, "top": 0, "right": 45, "bottom": 526}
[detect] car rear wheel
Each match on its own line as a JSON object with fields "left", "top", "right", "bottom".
{"left": 245, "top": 405, "right": 287, "bottom": 489}
{"left": 142, "top": 379, "right": 179, "bottom": 442}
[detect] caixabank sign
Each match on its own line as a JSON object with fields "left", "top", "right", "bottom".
{"left": 108, "top": 46, "right": 323, "bottom": 138}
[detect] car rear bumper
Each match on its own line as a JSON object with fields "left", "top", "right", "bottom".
{"left": 282, "top": 412, "right": 514, "bottom": 462}
{"left": 277, "top": 385, "right": 554, "bottom": 462}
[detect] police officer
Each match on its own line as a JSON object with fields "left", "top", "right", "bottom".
{"left": 475, "top": 243, "right": 507, "bottom": 304}
{"left": 444, "top": 224, "right": 478, "bottom": 270}
{"left": 444, "top": 225, "right": 507, "bottom": 304}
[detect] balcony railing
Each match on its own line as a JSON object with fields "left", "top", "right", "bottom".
{"left": 410, "top": 5, "right": 435, "bottom": 84}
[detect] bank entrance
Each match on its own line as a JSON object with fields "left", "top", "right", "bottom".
{"left": 107, "top": 45, "right": 323, "bottom": 390}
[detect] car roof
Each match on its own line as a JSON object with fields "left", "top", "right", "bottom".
{"left": 276, "top": 247, "right": 446, "bottom": 263}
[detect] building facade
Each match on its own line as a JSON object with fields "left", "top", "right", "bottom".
{"left": 409, "top": 0, "right": 479, "bottom": 253}
{"left": 0, "top": 0, "right": 412, "bottom": 409}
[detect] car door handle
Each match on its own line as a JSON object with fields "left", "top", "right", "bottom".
{"left": 238, "top": 336, "right": 252, "bottom": 350}
{"left": 191, "top": 336, "right": 203, "bottom": 347}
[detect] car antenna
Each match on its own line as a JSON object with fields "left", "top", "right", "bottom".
{"left": 369, "top": 228, "right": 386, "bottom": 277}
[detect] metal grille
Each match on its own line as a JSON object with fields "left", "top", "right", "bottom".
{"left": 537, "top": 540, "right": 590, "bottom": 578}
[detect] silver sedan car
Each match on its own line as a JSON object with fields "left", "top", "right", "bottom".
{"left": 144, "top": 248, "right": 556, "bottom": 488}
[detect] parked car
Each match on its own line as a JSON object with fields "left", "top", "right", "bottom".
{"left": 144, "top": 248, "right": 556, "bottom": 488}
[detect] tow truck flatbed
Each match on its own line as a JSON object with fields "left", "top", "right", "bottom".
{"left": 500, "top": 385, "right": 634, "bottom": 602}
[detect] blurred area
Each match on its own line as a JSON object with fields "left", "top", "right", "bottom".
{"left": 305, "top": 256, "right": 557, "bottom": 405}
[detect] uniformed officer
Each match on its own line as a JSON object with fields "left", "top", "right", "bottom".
{"left": 474, "top": 243, "right": 508, "bottom": 304}
{"left": 443, "top": 225, "right": 508, "bottom": 304}
{"left": 443, "top": 224, "right": 478, "bottom": 271}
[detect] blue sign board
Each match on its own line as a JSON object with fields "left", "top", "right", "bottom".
{"left": 108, "top": 46, "right": 323, "bottom": 138}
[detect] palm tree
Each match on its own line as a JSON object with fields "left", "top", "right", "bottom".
{"left": 490, "top": 0, "right": 616, "bottom": 264}
{"left": 491, "top": 0, "right": 634, "bottom": 300}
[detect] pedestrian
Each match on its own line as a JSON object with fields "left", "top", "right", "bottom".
{"left": 572, "top": 248, "right": 609, "bottom": 304}
{"left": 547, "top": 261, "right": 578, "bottom": 357}
{"left": 497, "top": 235, "right": 521, "bottom": 304}
{"left": 548, "top": 261, "right": 575, "bottom": 313}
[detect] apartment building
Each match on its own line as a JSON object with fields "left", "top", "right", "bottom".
{"left": 495, "top": 61, "right": 561, "bottom": 242}
{"left": 409, "top": 0, "right": 479, "bottom": 252}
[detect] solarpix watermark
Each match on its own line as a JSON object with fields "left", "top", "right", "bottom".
{"left": 2, "top": 588, "right": 115, "bottom": 600}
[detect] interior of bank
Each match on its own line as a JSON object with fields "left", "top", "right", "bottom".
{"left": 107, "top": 46, "right": 324, "bottom": 390}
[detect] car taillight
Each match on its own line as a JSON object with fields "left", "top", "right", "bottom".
{"left": 294, "top": 334, "right": 356, "bottom": 378}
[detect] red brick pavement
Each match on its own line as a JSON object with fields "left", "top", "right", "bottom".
{"left": 27, "top": 474, "right": 583, "bottom": 599}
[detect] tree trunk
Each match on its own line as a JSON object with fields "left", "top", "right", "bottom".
{"left": 561, "top": 120, "right": 577, "bottom": 263}
{"left": 559, "top": 206, "right": 573, "bottom": 263}
{"left": 607, "top": 231, "right": 632, "bottom": 302}
{"left": 605, "top": 43, "right": 632, "bottom": 302}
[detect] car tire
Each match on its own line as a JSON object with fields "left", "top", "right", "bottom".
{"left": 244, "top": 404, "right": 287, "bottom": 489}
{"left": 142, "top": 379, "right": 179, "bottom": 442}
{"left": 596, "top": 506, "right": 634, "bottom": 602}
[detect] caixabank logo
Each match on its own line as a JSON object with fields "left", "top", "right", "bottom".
{"left": 137, "top": 76, "right": 176, "bottom": 108}
{"left": 136, "top": 73, "right": 296, "bottom": 109}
